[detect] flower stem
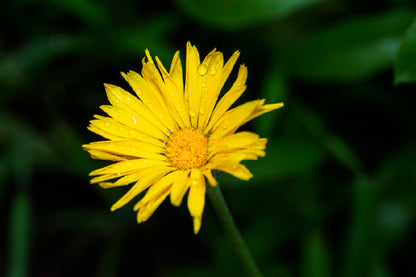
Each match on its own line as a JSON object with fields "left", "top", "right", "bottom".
{"left": 207, "top": 185, "right": 264, "bottom": 277}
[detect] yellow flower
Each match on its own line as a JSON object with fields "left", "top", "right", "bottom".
{"left": 83, "top": 42, "right": 284, "bottom": 234}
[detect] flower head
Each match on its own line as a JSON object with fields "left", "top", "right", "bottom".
{"left": 83, "top": 42, "right": 283, "bottom": 234}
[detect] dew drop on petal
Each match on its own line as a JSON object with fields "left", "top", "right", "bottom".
{"left": 136, "top": 89, "right": 142, "bottom": 96}
{"left": 197, "top": 64, "right": 208, "bottom": 76}
{"left": 222, "top": 121, "right": 229, "bottom": 129}
{"left": 200, "top": 106, "right": 205, "bottom": 114}
{"left": 202, "top": 97, "right": 208, "bottom": 103}
{"left": 202, "top": 81, "right": 206, "bottom": 87}
{"left": 132, "top": 117, "right": 137, "bottom": 124}
{"left": 129, "top": 130, "right": 137, "bottom": 137}
{"left": 104, "top": 122, "right": 110, "bottom": 127}
{"left": 209, "top": 66, "right": 217, "bottom": 75}
{"left": 190, "top": 109, "right": 197, "bottom": 117}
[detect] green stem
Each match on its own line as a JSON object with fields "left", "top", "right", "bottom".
{"left": 207, "top": 185, "right": 264, "bottom": 277}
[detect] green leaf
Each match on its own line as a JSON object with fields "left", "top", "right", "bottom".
{"left": 175, "top": 0, "right": 322, "bottom": 29}
{"left": 394, "top": 16, "right": 416, "bottom": 84}
{"left": 7, "top": 193, "right": 32, "bottom": 277}
{"left": 287, "top": 11, "right": 415, "bottom": 82}
{"left": 342, "top": 178, "right": 377, "bottom": 277}
{"left": 301, "top": 231, "right": 331, "bottom": 277}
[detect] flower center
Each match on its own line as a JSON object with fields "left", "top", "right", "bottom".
{"left": 165, "top": 128, "right": 208, "bottom": 170}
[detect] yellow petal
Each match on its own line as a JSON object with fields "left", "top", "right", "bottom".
{"left": 133, "top": 171, "right": 181, "bottom": 210}
{"left": 185, "top": 42, "right": 202, "bottom": 127}
{"left": 121, "top": 70, "right": 177, "bottom": 131}
{"left": 242, "top": 102, "right": 284, "bottom": 126}
{"left": 98, "top": 171, "right": 145, "bottom": 188}
{"left": 104, "top": 83, "right": 171, "bottom": 135}
{"left": 169, "top": 50, "right": 184, "bottom": 90}
{"left": 88, "top": 115, "right": 164, "bottom": 147}
{"left": 84, "top": 149, "right": 126, "bottom": 162}
{"left": 136, "top": 189, "right": 170, "bottom": 223}
{"left": 155, "top": 56, "right": 190, "bottom": 127}
{"left": 89, "top": 158, "right": 169, "bottom": 176}
{"left": 83, "top": 140, "right": 166, "bottom": 161}
{"left": 206, "top": 64, "right": 247, "bottom": 131}
{"left": 187, "top": 169, "right": 206, "bottom": 234}
{"left": 170, "top": 170, "right": 191, "bottom": 206}
{"left": 216, "top": 163, "right": 253, "bottom": 181}
{"left": 208, "top": 100, "right": 260, "bottom": 141}
{"left": 199, "top": 51, "right": 240, "bottom": 130}
{"left": 203, "top": 169, "right": 217, "bottom": 187}
{"left": 110, "top": 167, "right": 173, "bottom": 211}
{"left": 100, "top": 105, "right": 167, "bottom": 141}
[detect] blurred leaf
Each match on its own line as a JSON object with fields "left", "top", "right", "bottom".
{"left": 294, "top": 103, "right": 363, "bottom": 174}
{"left": 175, "top": 0, "right": 322, "bottom": 29}
{"left": 301, "top": 231, "right": 331, "bottom": 277}
{"left": 342, "top": 178, "right": 377, "bottom": 277}
{"left": 49, "top": 0, "right": 109, "bottom": 26}
{"left": 7, "top": 193, "right": 32, "bottom": 277}
{"left": 287, "top": 11, "right": 415, "bottom": 82}
{"left": 0, "top": 35, "right": 73, "bottom": 91}
{"left": 220, "top": 137, "right": 326, "bottom": 186}
{"left": 394, "top": 16, "right": 416, "bottom": 84}
{"left": 256, "top": 64, "right": 288, "bottom": 137}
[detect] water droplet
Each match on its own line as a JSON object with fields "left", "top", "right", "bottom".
{"left": 202, "top": 81, "right": 206, "bottom": 87}
{"left": 148, "top": 103, "right": 153, "bottom": 108}
{"left": 200, "top": 106, "right": 206, "bottom": 114}
{"left": 202, "top": 97, "right": 208, "bottom": 103}
{"left": 177, "top": 104, "right": 183, "bottom": 111}
{"left": 209, "top": 66, "right": 217, "bottom": 75}
{"left": 132, "top": 117, "right": 137, "bottom": 124}
{"left": 197, "top": 64, "right": 208, "bottom": 76}
{"left": 163, "top": 141, "right": 167, "bottom": 145}
{"left": 159, "top": 113, "right": 163, "bottom": 118}
{"left": 136, "top": 89, "right": 142, "bottom": 96}
{"left": 170, "top": 91, "right": 175, "bottom": 96}
{"left": 104, "top": 122, "right": 110, "bottom": 127}
{"left": 237, "top": 82, "right": 242, "bottom": 87}
{"left": 118, "top": 126, "right": 123, "bottom": 131}
{"left": 222, "top": 121, "right": 229, "bottom": 129}
{"left": 129, "top": 130, "right": 137, "bottom": 137}
{"left": 126, "top": 97, "right": 130, "bottom": 101}
{"left": 190, "top": 109, "right": 197, "bottom": 117}
{"left": 126, "top": 161, "right": 132, "bottom": 167}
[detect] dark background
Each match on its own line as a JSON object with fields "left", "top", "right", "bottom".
{"left": 1, "top": 0, "right": 416, "bottom": 276}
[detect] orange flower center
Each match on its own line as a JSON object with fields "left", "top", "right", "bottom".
{"left": 166, "top": 128, "right": 208, "bottom": 170}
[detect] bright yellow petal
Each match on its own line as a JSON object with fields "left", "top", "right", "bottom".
{"left": 169, "top": 50, "right": 184, "bottom": 90}
{"left": 199, "top": 50, "right": 240, "bottom": 130}
{"left": 98, "top": 171, "right": 145, "bottom": 188}
{"left": 187, "top": 169, "right": 206, "bottom": 234}
{"left": 136, "top": 189, "right": 170, "bottom": 223}
{"left": 208, "top": 100, "right": 260, "bottom": 141}
{"left": 154, "top": 56, "right": 190, "bottom": 127}
{"left": 84, "top": 149, "right": 126, "bottom": 162}
{"left": 88, "top": 115, "right": 164, "bottom": 147}
{"left": 104, "top": 83, "right": 171, "bottom": 135}
{"left": 170, "top": 170, "right": 191, "bottom": 206}
{"left": 100, "top": 104, "right": 167, "bottom": 141}
{"left": 133, "top": 171, "right": 180, "bottom": 210}
{"left": 185, "top": 42, "right": 202, "bottom": 127}
{"left": 242, "top": 102, "right": 284, "bottom": 126}
{"left": 110, "top": 167, "right": 173, "bottom": 211}
{"left": 121, "top": 70, "right": 177, "bottom": 132}
{"left": 206, "top": 64, "right": 247, "bottom": 131}
{"left": 83, "top": 140, "right": 166, "bottom": 161}
{"left": 89, "top": 159, "right": 169, "bottom": 177}
{"left": 203, "top": 169, "right": 217, "bottom": 187}
{"left": 216, "top": 163, "right": 253, "bottom": 180}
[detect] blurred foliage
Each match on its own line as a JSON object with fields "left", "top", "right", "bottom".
{"left": 1, "top": 0, "right": 416, "bottom": 277}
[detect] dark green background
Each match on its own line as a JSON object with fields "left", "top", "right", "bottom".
{"left": 1, "top": 0, "right": 416, "bottom": 276}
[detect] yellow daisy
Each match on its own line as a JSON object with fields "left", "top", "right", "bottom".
{"left": 83, "top": 42, "right": 284, "bottom": 234}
